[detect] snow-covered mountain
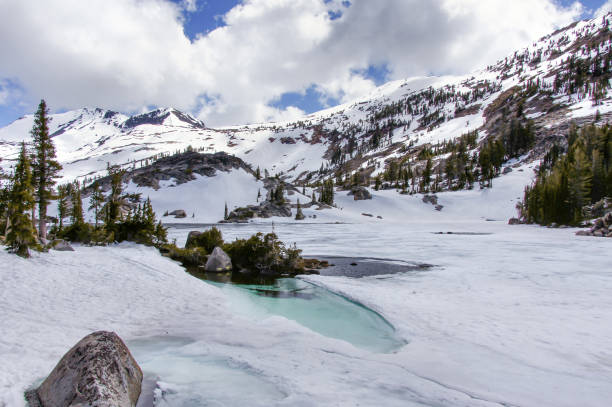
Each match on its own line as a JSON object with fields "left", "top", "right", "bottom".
{"left": 2, "top": 13, "right": 612, "bottom": 219}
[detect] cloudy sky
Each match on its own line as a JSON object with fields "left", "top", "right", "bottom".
{"left": 0, "top": 0, "right": 611, "bottom": 128}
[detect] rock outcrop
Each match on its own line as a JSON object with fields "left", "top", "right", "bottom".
{"left": 26, "top": 331, "right": 142, "bottom": 407}
{"left": 576, "top": 212, "right": 612, "bottom": 238}
{"left": 205, "top": 246, "right": 233, "bottom": 272}
{"left": 223, "top": 200, "right": 292, "bottom": 222}
{"left": 83, "top": 151, "right": 254, "bottom": 193}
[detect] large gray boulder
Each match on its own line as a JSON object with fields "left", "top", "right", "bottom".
{"left": 348, "top": 186, "right": 372, "bottom": 201}
{"left": 185, "top": 231, "right": 202, "bottom": 248}
{"left": 205, "top": 246, "right": 233, "bottom": 272}
{"left": 27, "top": 331, "right": 142, "bottom": 407}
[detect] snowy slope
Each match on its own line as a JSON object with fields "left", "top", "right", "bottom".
{"left": 2, "top": 220, "right": 611, "bottom": 406}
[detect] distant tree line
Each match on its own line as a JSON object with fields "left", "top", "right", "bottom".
{"left": 519, "top": 123, "right": 612, "bottom": 225}
{"left": 0, "top": 100, "right": 167, "bottom": 257}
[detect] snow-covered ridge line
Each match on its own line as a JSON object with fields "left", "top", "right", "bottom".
{"left": 1, "top": 13, "right": 611, "bottom": 187}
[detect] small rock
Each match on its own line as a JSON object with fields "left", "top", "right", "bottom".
{"left": 575, "top": 230, "right": 592, "bottom": 236}
{"left": 502, "top": 167, "right": 513, "bottom": 175}
{"left": 49, "top": 239, "right": 75, "bottom": 252}
{"left": 377, "top": 215, "right": 383, "bottom": 219}
{"left": 361, "top": 213, "right": 373, "bottom": 217}
{"left": 27, "top": 331, "right": 142, "bottom": 407}
{"left": 350, "top": 262, "right": 358, "bottom": 266}
{"left": 205, "top": 246, "right": 232, "bottom": 272}
{"left": 508, "top": 218, "right": 521, "bottom": 225}
{"left": 422, "top": 194, "right": 438, "bottom": 206}
{"left": 604, "top": 212, "right": 612, "bottom": 227}
{"left": 593, "top": 230, "right": 604, "bottom": 237}
{"left": 168, "top": 209, "right": 187, "bottom": 219}
{"left": 434, "top": 205, "right": 444, "bottom": 211}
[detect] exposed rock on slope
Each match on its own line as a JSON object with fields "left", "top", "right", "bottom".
{"left": 85, "top": 151, "right": 254, "bottom": 192}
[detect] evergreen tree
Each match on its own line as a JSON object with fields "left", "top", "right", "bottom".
{"left": 31, "top": 100, "right": 62, "bottom": 240}
{"left": 320, "top": 179, "right": 334, "bottom": 205}
{"left": 70, "top": 181, "right": 85, "bottom": 225}
{"left": 256, "top": 167, "right": 261, "bottom": 180}
{"left": 104, "top": 166, "right": 125, "bottom": 230}
{"left": 295, "top": 199, "right": 305, "bottom": 220}
{"left": 520, "top": 124, "right": 611, "bottom": 225}
{"left": 88, "top": 181, "right": 104, "bottom": 229}
{"left": 56, "top": 184, "right": 69, "bottom": 232}
{"left": 422, "top": 158, "right": 433, "bottom": 191}
{"left": 274, "top": 183, "right": 285, "bottom": 204}
{"left": 6, "top": 143, "right": 38, "bottom": 257}
{"left": 0, "top": 158, "right": 8, "bottom": 232}
{"left": 224, "top": 202, "right": 229, "bottom": 220}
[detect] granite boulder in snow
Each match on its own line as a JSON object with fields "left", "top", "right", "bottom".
{"left": 27, "top": 331, "right": 142, "bottom": 407}
{"left": 348, "top": 186, "right": 372, "bottom": 201}
{"left": 205, "top": 246, "right": 233, "bottom": 272}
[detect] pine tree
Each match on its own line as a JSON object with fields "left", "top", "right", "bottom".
{"left": 295, "top": 199, "right": 305, "bottom": 220}
{"left": 56, "top": 184, "right": 69, "bottom": 232}
{"left": 374, "top": 175, "right": 382, "bottom": 191}
{"left": 224, "top": 202, "right": 229, "bottom": 220}
{"left": 88, "top": 181, "right": 104, "bottom": 229}
{"left": 256, "top": 167, "right": 261, "bottom": 180}
{"left": 70, "top": 181, "right": 85, "bottom": 225}
{"left": 0, "top": 158, "right": 8, "bottom": 232}
{"left": 422, "top": 158, "right": 432, "bottom": 191}
{"left": 31, "top": 100, "right": 62, "bottom": 240}
{"left": 143, "top": 197, "right": 156, "bottom": 232}
{"left": 320, "top": 179, "right": 334, "bottom": 205}
{"left": 6, "top": 143, "right": 38, "bottom": 257}
{"left": 274, "top": 183, "right": 285, "bottom": 204}
{"left": 104, "top": 166, "right": 125, "bottom": 229}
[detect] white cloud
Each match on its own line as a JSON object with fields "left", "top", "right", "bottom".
{"left": 596, "top": 0, "right": 612, "bottom": 17}
{"left": 0, "top": 83, "right": 9, "bottom": 106}
{"left": 182, "top": 0, "right": 198, "bottom": 12}
{"left": 0, "top": 0, "right": 584, "bottom": 127}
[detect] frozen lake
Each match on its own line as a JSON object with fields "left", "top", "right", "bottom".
{"left": 162, "top": 220, "right": 612, "bottom": 406}
{"left": 2, "top": 219, "right": 611, "bottom": 407}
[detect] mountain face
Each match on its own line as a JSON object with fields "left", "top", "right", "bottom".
{"left": 2, "top": 14, "right": 612, "bottom": 191}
